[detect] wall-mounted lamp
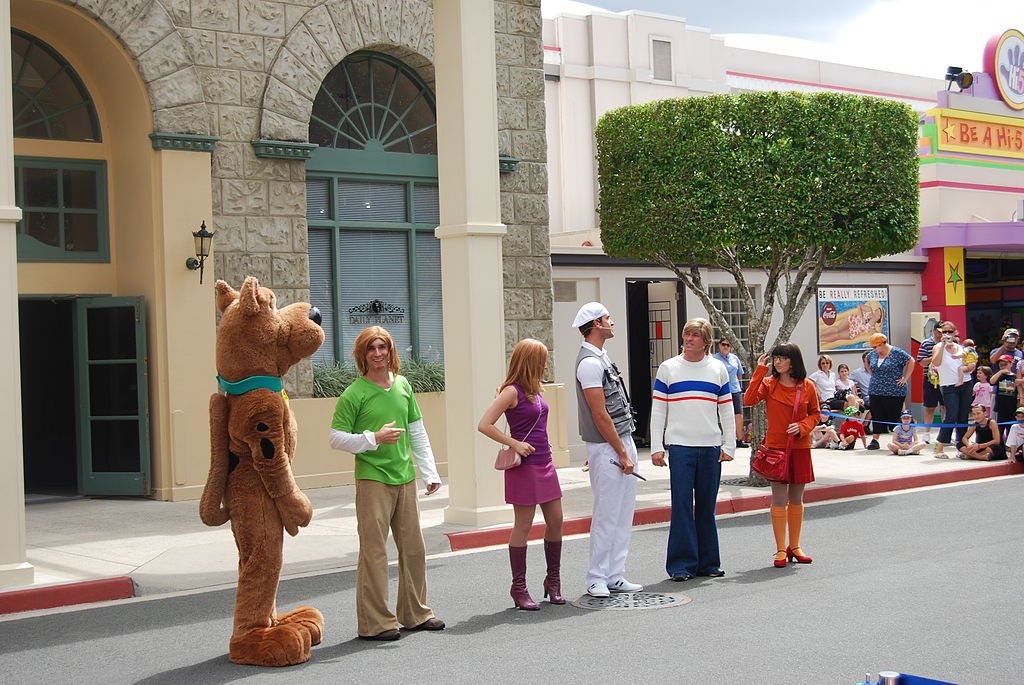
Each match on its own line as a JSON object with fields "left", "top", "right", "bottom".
{"left": 945, "top": 66, "right": 973, "bottom": 91}
{"left": 185, "top": 220, "right": 215, "bottom": 284}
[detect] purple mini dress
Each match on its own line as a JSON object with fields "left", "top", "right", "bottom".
{"left": 503, "top": 384, "right": 562, "bottom": 506}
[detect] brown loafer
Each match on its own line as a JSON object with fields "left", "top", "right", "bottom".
{"left": 359, "top": 629, "right": 401, "bottom": 641}
{"left": 407, "top": 617, "right": 445, "bottom": 631}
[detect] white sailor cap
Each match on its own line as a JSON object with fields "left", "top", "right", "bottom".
{"left": 572, "top": 302, "right": 609, "bottom": 329}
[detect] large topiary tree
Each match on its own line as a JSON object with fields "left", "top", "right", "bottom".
{"left": 595, "top": 91, "right": 920, "bottom": 481}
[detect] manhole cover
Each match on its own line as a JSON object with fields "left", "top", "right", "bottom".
{"left": 571, "top": 592, "right": 691, "bottom": 611}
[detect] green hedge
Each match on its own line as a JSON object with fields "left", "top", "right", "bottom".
{"left": 312, "top": 358, "right": 446, "bottom": 397}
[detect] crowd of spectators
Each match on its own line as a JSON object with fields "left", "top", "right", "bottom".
{"left": 777, "top": 322, "right": 1024, "bottom": 461}
{"left": 723, "top": 322, "right": 1024, "bottom": 461}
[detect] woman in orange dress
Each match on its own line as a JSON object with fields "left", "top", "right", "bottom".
{"left": 744, "top": 343, "right": 821, "bottom": 568}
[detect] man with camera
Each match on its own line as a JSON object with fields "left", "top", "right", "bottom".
{"left": 989, "top": 327, "right": 1023, "bottom": 367}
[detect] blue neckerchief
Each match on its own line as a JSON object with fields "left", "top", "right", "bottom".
{"left": 217, "top": 375, "right": 284, "bottom": 395}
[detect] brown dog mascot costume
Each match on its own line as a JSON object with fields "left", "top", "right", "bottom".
{"left": 199, "top": 277, "right": 326, "bottom": 666}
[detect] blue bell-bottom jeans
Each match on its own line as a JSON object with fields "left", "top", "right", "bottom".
{"left": 666, "top": 445, "right": 723, "bottom": 576}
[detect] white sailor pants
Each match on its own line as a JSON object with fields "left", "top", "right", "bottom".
{"left": 585, "top": 434, "right": 638, "bottom": 588}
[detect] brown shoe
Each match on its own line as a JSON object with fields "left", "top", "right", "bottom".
{"left": 359, "top": 629, "right": 401, "bottom": 641}
{"left": 407, "top": 617, "right": 445, "bottom": 631}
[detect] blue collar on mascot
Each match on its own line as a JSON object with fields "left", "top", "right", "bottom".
{"left": 217, "top": 375, "right": 284, "bottom": 395}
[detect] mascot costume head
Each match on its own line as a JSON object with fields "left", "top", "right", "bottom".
{"left": 199, "top": 277, "right": 326, "bottom": 666}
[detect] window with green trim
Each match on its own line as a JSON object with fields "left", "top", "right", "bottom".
{"left": 307, "top": 52, "right": 442, "bottom": 365}
{"left": 308, "top": 176, "right": 442, "bottom": 364}
{"left": 14, "top": 157, "right": 109, "bottom": 262}
{"left": 11, "top": 29, "right": 101, "bottom": 142}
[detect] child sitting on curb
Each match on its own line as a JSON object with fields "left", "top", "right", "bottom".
{"left": 811, "top": 403, "right": 840, "bottom": 449}
{"left": 960, "top": 404, "right": 1005, "bottom": 461}
{"left": 1005, "top": 407, "right": 1024, "bottom": 463}
{"left": 838, "top": 406, "right": 869, "bottom": 450}
{"left": 887, "top": 410, "right": 927, "bottom": 455}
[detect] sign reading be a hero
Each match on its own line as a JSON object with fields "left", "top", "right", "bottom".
{"left": 816, "top": 287, "right": 890, "bottom": 352}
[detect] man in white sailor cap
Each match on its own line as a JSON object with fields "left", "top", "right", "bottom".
{"left": 572, "top": 301, "right": 643, "bottom": 598}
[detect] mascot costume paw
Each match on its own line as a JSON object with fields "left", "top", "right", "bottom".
{"left": 199, "top": 276, "right": 326, "bottom": 666}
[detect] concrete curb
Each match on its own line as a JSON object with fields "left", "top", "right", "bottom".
{"left": 446, "top": 461, "right": 1024, "bottom": 551}
{"left": 0, "top": 577, "right": 134, "bottom": 615}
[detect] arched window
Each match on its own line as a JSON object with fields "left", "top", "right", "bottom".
{"left": 11, "top": 29, "right": 107, "bottom": 263}
{"left": 307, "top": 52, "right": 442, "bottom": 364}
{"left": 12, "top": 29, "right": 100, "bottom": 141}
{"left": 309, "top": 52, "right": 435, "bottom": 154}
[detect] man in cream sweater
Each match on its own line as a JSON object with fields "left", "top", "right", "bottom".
{"left": 650, "top": 317, "right": 736, "bottom": 581}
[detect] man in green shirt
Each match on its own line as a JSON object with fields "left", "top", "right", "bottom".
{"left": 330, "top": 326, "right": 443, "bottom": 641}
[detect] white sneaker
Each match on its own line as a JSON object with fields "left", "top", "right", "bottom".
{"left": 608, "top": 578, "right": 643, "bottom": 593}
{"left": 587, "top": 581, "right": 610, "bottom": 598}
{"left": 897, "top": 448, "right": 908, "bottom": 456}
{"left": 934, "top": 450, "right": 949, "bottom": 459}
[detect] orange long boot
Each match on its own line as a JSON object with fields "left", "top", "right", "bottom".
{"left": 770, "top": 505, "right": 788, "bottom": 568}
{"left": 786, "top": 504, "right": 813, "bottom": 563}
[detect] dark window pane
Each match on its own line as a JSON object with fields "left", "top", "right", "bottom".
{"left": 390, "top": 73, "right": 421, "bottom": 118}
{"left": 89, "top": 364, "right": 139, "bottom": 416}
{"left": 61, "top": 103, "right": 98, "bottom": 142}
{"left": 90, "top": 420, "right": 140, "bottom": 472}
{"left": 309, "top": 118, "right": 335, "bottom": 147}
{"left": 405, "top": 98, "right": 436, "bottom": 141}
{"left": 24, "top": 167, "right": 58, "bottom": 206}
{"left": 65, "top": 213, "right": 98, "bottom": 251}
{"left": 63, "top": 169, "right": 97, "bottom": 208}
{"left": 13, "top": 104, "right": 48, "bottom": 138}
{"left": 410, "top": 129, "right": 437, "bottom": 155}
{"left": 25, "top": 211, "right": 59, "bottom": 246}
{"left": 371, "top": 59, "right": 397, "bottom": 137}
{"left": 87, "top": 307, "right": 136, "bottom": 360}
{"left": 345, "top": 57, "right": 370, "bottom": 105}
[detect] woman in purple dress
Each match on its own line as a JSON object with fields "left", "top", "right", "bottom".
{"left": 478, "top": 338, "right": 564, "bottom": 610}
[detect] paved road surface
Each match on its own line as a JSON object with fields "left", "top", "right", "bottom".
{"left": 3, "top": 477, "right": 1022, "bottom": 684}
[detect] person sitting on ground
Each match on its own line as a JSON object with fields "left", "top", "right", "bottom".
{"left": 972, "top": 366, "right": 994, "bottom": 419}
{"left": 887, "top": 410, "right": 927, "bottom": 455}
{"left": 959, "top": 404, "right": 1006, "bottom": 461}
{"left": 811, "top": 403, "right": 841, "bottom": 449}
{"left": 1004, "top": 407, "right": 1024, "bottom": 463}
{"left": 957, "top": 338, "right": 979, "bottom": 386}
{"left": 838, "top": 406, "right": 869, "bottom": 450}
{"left": 835, "top": 363, "right": 864, "bottom": 409}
